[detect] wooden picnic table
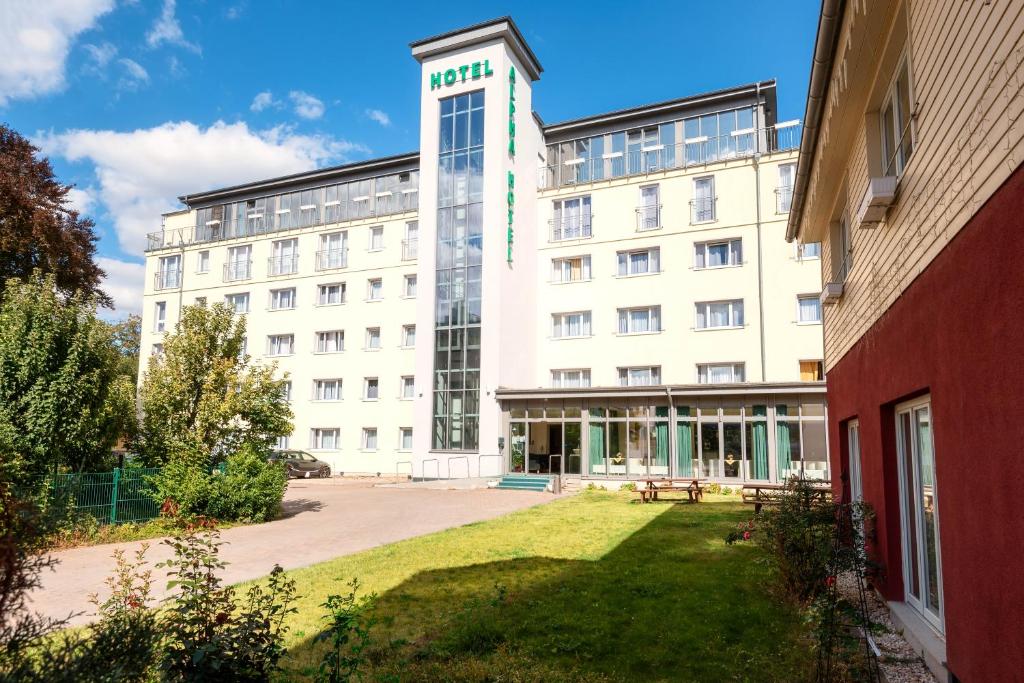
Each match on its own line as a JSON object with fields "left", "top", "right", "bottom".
{"left": 742, "top": 481, "right": 833, "bottom": 513}
{"left": 635, "top": 478, "right": 705, "bottom": 503}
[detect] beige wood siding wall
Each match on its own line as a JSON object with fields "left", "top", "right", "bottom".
{"left": 799, "top": 0, "right": 1024, "bottom": 369}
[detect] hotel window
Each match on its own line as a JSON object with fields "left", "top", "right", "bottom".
{"left": 315, "top": 330, "right": 344, "bottom": 353}
{"left": 797, "top": 242, "right": 821, "bottom": 260}
{"left": 317, "top": 231, "right": 347, "bottom": 270}
{"left": 317, "top": 282, "right": 345, "bottom": 306}
{"left": 368, "top": 226, "right": 384, "bottom": 251}
{"left": 692, "top": 176, "right": 716, "bottom": 222}
{"left": 196, "top": 251, "right": 210, "bottom": 273}
{"left": 281, "top": 380, "right": 292, "bottom": 402}
{"left": 151, "top": 343, "right": 164, "bottom": 356}
{"left": 270, "top": 238, "right": 298, "bottom": 276}
{"left": 403, "top": 221, "right": 418, "bottom": 260}
{"left": 403, "top": 274, "right": 417, "bottom": 297}
{"left": 881, "top": 55, "right": 915, "bottom": 177}
{"left": 225, "top": 245, "right": 251, "bottom": 281}
{"left": 402, "top": 324, "right": 416, "bottom": 348}
{"left": 617, "top": 306, "right": 661, "bottom": 334}
{"left": 695, "top": 300, "right": 744, "bottom": 329}
{"left": 154, "top": 301, "right": 167, "bottom": 332}
{"left": 266, "top": 334, "right": 294, "bottom": 357}
{"left": 195, "top": 296, "right": 206, "bottom": 306}
{"left": 552, "top": 255, "right": 591, "bottom": 283}
{"left": 637, "top": 185, "right": 661, "bottom": 231}
{"left": 697, "top": 363, "right": 745, "bottom": 384}
{"left": 367, "top": 278, "right": 383, "bottom": 301}
{"left": 225, "top": 292, "right": 249, "bottom": 314}
{"left": 310, "top": 428, "right": 339, "bottom": 450}
{"left": 777, "top": 163, "right": 796, "bottom": 212}
{"left": 362, "top": 428, "right": 378, "bottom": 451}
{"left": 694, "top": 239, "right": 742, "bottom": 269}
{"left": 313, "top": 379, "right": 342, "bottom": 401}
{"left": 399, "top": 427, "right": 413, "bottom": 451}
{"left": 800, "top": 360, "right": 824, "bottom": 381}
{"left": 156, "top": 255, "right": 181, "bottom": 289}
{"left": 551, "top": 196, "right": 592, "bottom": 240}
{"left": 298, "top": 188, "right": 320, "bottom": 226}
{"left": 552, "top": 311, "right": 592, "bottom": 338}
{"left": 797, "top": 295, "right": 822, "bottom": 323}
{"left": 618, "top": 366, "right": 661, "bottom": 387}
{"left": 617, "top": 247, "right": 660, "bottom": 276}
{"left": 551, "top": 369, "right": 591, "bottom": 388}
{"left": 239, "top": 337, "right": 247, "bottom": 358}
{"left": 365, "top": 327, "right": 381, "bottom": 350}
{"left": 275, "top": 435, "right": 290, "bottom": 450}
{"left": 400, "top": 376, "right": 415, "bottom": 399}
{"left": 269, "top": 288, "right": 296, "bottom": 311}
{"left": 364, "top": 377, "right": 379, "bottom": 400}
{"left": 832, "top": 212, "right": 853, "bottom": 283}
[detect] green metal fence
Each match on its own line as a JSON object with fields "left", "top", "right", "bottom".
{"left": 49, "top": 467, "right": 162, "bottom": 525}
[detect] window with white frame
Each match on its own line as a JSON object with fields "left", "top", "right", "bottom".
{"left": 551, "top": 196, "right": 592, "bottom": 240}
{"left": 281, "top": 380, "right": 292, "bottom": 402}
{"left": 617, "top": 247, "right": 660, "bottom": 276}
{"left": 695, "top": 238, "right": 742, "bottom": 269}
{"left": 551, "top": 368, "right": 591, "bottom": 388}
{"left": 364, "top": 377, "right": 379, "bottom": 400}
{"left": 618, "top": 366, "right": 660, "bottom": 386}
{"left": 551, "top": 255, "right": 592, "bottom": 283}
{"left": 362, "top": 428, "right": 378, "bottom": 451}
{"left": 399, "top": 427, "right": 413, "bottom": 451}
{"left": 881, "top": 55, "right": 915, "bottom": 177}
{"left": 310, "top": 428, "right": 339, "bottom": 450}
{"left": 317, "top": 231, "right": 348, "bottom": 270}
{"left": 832, "top": 212, "right": 852, "bottom": 283}
{"left": 269, "top": 288, "right": 296, "bottom": 310}
{"left": 315, "top": 330, "right": 344, "bottom": 353}
{"left": 692, "top": 176, "right": 715, "bottom": 222}
{"left": 275, "top": 435, "right": 290, "bottom": 450}
{"left": 367, "top": 278, "right": 383, "bottom": 301}
{"left": 617, "top": 306, "right": 661, "bottom": 334}
{"left": 196, "top": 251, "right": 210, "bottom": 273}
{"left": 195, "top": 296, "right": 207, "bottom": 306}
{"left": 797, "top": 295, "right": 822, "bottom": 324}
{"left": 226, "top": 245, "right": 252, "bottom": 281}
{"left": 270, "top": 238, "right": 298, "bottom": 276}
{"left": 402, "top": 324, "right": 416, "bottom": 348}
{"left": 551, "top": 311, "right": 592, "bottom": 338}
{"left": 368, "top": 225, "right": 384, "bottom": 251}
{"left": 695, "top": 300, "right": 744, "bottom": 329}
{"left": 154, "top": 301, "right": 167, "bottom": 332}
{"left": 637, "top": 185, "right": 660, "bottom": 230}
{"left": 317, "top": 282, "right": 345, "bottom": 306}
{"left": 798, "top": 242, "right": 821, "bottom": 260}
{"left": 152, "top": 343, "right": 164, "bottom": 356}
{"left": 696, "top": 363, "right": 745, "bottom": 384}
{"left": 777, "top": 163, "right": 796, "bottom": 212}
{"left": 365, "top": 327, "right": 381, "bottom": 350}
{"left": 266, "top": 334, "right": 294, "bottom": 356}
{"left": 313, "top": 379, "right": 342, "bottom": 401}
{"left": 400, "top": 376, "right": 415, "bottom": 399}
{"left": 403, "top": 221, "right": 418, "bottom": 260}
{"left": 403, "top": 274, "right": 417, "bottom": 297}
{"left": 239, "top": 337, "right": 247, "bottom": 358}
{"left": 225, "top": 292, "right": 249, "bottom": 313}
{"left": 157, "top": 255, "right": 181, "bottom": 289}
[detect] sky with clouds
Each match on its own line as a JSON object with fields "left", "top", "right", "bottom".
{"left": 0, "top": 0, "right": 818, "bottom": 319}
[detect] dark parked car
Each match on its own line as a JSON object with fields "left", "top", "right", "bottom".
{"left": 269, "top": 450, "right": 332, "bottom": 479}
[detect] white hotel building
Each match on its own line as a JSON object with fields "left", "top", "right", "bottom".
{"left": 140, "top": 18, "right": 827, "bottom": 485}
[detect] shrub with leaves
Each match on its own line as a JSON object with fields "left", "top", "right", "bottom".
{"left": 315, "top": 579, "right": 377, "bottom": 683}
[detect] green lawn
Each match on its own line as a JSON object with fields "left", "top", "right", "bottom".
{"left": 273, "top": 491, "right": 814, "bottom": 682}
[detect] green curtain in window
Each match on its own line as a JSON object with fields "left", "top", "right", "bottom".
{"left": 655, "top": 421, "right": 669, "bottom": 467}
{"left": 752, "top": 405, "right": 769, "bottom": 479}
{"left": 589, "top": 423, "right": 605, "bottom": 472}
{"left": 776, "top": 405, "right": 791, "bottom": 480}
{"left": 675, "top": 407, "right": 693, "bottom": 477}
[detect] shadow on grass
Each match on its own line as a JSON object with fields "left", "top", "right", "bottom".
{"left": 282, "top": 498, "right": 812, "bottom": 682}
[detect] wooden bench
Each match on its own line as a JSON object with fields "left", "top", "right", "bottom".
{"left": 742, "top": 482, "right": 832, "bottom": 513}
{"left": 635, "top": 478, "right": 705, "bottom": 503}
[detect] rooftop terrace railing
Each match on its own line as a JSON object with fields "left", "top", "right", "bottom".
{"left": 539, "top": 122, "right": 801, "bottom": 190}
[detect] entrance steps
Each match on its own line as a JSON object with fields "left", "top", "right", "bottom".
{"left": 494, "top": 475, "right": 550, "bottom": 492}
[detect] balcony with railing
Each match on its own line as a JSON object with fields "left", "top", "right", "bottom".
{"left": 267, "top": 255, "right": 299, "bottom": 277}
{"left": 549, "top": 214, "right": 593, "bottom": 242}
{"left": 154, "top": 269, "right": 181, "bottom": 290}
{"left": 223, "top": 260, "right": 252, "bottom": 282}
{"left": 636, "top": 204, "right": 661, "bottom": 231}
{"left": 402, "top": 238, "right": 418, "bottom": 261}
{"left": 690, "top": 197, "right": 716, "bottom": 223}
{"left": 539, "top": 122, "right": 801, "bottom": 190}
{"left": 315, "top": 248, "right": 348, "bottom": 271}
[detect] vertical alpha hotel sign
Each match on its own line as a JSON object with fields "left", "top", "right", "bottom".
{"left": 506, "top": 66, "right": 516, "bottom": 263}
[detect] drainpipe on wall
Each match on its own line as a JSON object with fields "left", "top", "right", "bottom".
{"left": 754, "top": 83, "right": 768, "bottom": 382}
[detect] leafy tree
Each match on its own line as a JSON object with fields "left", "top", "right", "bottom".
{"left": 137, "top": 303, "right": 292, "bottom": 468}
{"left": 0, "top": 274, "right": 125, "bottom": 484}
{"left": 0, "top": 124, "right": 109, "bottom": 306}
{"left": 105, "top": 315, "right": 142, "bottom": 449}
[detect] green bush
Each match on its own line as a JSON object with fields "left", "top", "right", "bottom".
{"left": 705, "top": 483, "right": 722, "bottom": 495}
{"left": 619, "top": 482, "right": 637, "bottom": 492}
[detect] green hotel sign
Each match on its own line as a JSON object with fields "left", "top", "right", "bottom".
{"left": 506, "top": 66, "right": 516, "bottom": 264}
{"left": 429, "top": 60, "right": 494, "bottom": 89}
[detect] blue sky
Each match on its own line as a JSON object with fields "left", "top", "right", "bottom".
{"left": 0, "top": 1, "right": 820, "bottom": 317}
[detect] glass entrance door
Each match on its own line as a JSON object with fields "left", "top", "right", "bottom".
{"left": 509, "top": 422, "right": 526, "bottom": 473}
{"left": 896, "top": 398, "right": 943, "bottom": 633}
{"left": 848, "top": 421, "right": 862, "bottom": 503}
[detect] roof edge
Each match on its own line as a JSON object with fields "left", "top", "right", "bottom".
{"left": 410, "top": 16, "right": 542, "bottom": 81}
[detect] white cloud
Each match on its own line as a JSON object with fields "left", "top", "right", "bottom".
{"left": 289, "top": 90, "right": 324, "bottom": 120}
{"left": 250, "top": 90, "right": 279, "bottom": 112}
{"left": 82, "top": 41, "right": 118, "bottom": 73}
{"left": 145, "top": 0, "right": 200, "bottom": 54}
{"left": 66, "top": 186, "right": 97, "bottom": 215}
{"left": 168, "top": 54, "right": 185, "bottom": 78}
{"left": 225, "top": 3, "right": 245, "bottom": 20}
{"left": 37, "top": 121, "right": 370, "bottom": 256}
{"left": 0, "top": 0, "right": 116, "bottom": 105}
{"left": 116, "top": 57, "right": 148, "bottom": 90}
{"left": 97, "top": 256, "right": 145, "bottom": 317}
{"left": 365, "top": 109, "right": 391, "bottom": 127}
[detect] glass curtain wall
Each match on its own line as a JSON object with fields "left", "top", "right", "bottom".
{"left": 433, "top": 91, "right": 484, "bottom": 450}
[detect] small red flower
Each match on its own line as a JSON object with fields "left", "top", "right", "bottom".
{"left": 742, "top": 531, "right": 751, "bottom": 541}
{"left": 825, "top": 576, "right": 836, "bottom": 588}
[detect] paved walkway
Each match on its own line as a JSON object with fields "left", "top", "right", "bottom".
{"left": 30, "top": 478, "right": 555, "bottom": 626}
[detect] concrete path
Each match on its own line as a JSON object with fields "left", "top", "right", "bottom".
{"left": 29, "top": 478, "right": 556, "bottom": 626}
